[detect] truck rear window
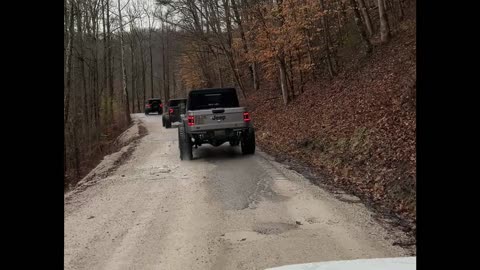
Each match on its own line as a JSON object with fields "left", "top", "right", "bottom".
{"left": 188, "top": 89, "right": 239, "bottom": 110}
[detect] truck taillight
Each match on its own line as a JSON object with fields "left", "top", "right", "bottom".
{"left": 160, "top": 104, "right": 163, "bottom": 108}
{"left": 169, "top": 108, "right": 174, "bottom": 114}
{"left": 188, "top": 115, "right": 195, "bottom": 126}
{"left": 243, "top": 112, "right": 251, "bottom": 122}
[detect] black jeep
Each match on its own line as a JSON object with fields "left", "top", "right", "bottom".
{"left": 162, "top": 98, "right": 187, "bottom": 128}
{"left": 144, "top": 98, "right": 163, "bottom": 115}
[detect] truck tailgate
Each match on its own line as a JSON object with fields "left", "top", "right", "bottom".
{"left": 189, "top": 107, "right": 248, "bottom": 131}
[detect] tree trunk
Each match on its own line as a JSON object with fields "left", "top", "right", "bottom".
{"left": 162, "top": 20, "right": 168, "bottom": 101}
{"left": 93, "top": 15, "right": 100, "bottom": 131}
{"left": 130, "top": 44, "right": 136, "bottom": 113}
{"left": 216, "top": 53, "right": 224, "bottom": 87}
{"left": 101, "top": 0, "right": 108, "bottom": 125}
{"left": 304, "top": 29, "right": 317, "bottom": 80}
{"left": 64, "top": 0, "right": 75, "bottom": 178}
{"left": 64, "top": 131, "right": 67, "bottom": 179}
{"left": 172, "top": 73, "right": 176, "bottom": 98}
{"left": 336, "top": 0, "right": 348, "bottom": 44}
{"left": 149, "top": 31, "right": 154, "bottom": 98}
{"left": 227, "top": 51, "right": 247, "bottom": 98}
{"left": 287, "top": 53, "right": 294, "bottom": 99}
{"left": 204, "top": 0, "right": 246, "bottom": 97}
{"left": 231, "top": 0, "right": 258, "bottom": 90}
{"left": 357, "top": 0, "right": 374, "bottom": 37}
{"left": 117, "top": 0, "right": 131, "bottom": 124}
{"left": 385, "top": 0, "right": 398, "bottom": 31}
{"left": 319, "top": 0, "right": 336, "bottom": 77}
{"left": 64, "top": 0, "right": 68, "bottom": 79}
{"left": 65, "top": 0, "right": 75, "bottom": 126}
{"left": 252, "top": 62, "right": 259, "bottom": 90}
{"left": 166, "top": 25, "right": 170, "bottom": 100}
{"left": 297, "top": 53, "right": 305, "bottom": 94}
{"left": 141, "top": 48, "right": 147, "bottom": 104}
{"left": 397, "top": 0, "right": 404, "bottom": 20}
{"left": 378, "top": 0, "right": 391, "bottom": 42}
{"left": 349, "top": 0, "right": 373, "bottom": 53}
{"left": 72, "top": 118, "right": 81, "bottom": 178}
{"left": 277, "top": 56, "right": 288, "bottom": 106}
{"left": 76, "top": 3, "right": 90, "bottom": 145}
{"left": 161, "top": 27, "right": 166, "bottom": 101}
{"left": 136, "top": 75, "right": 141, "bottom": 112}
{"left": 106, "top": 0, "right": 114, "bottom": 124}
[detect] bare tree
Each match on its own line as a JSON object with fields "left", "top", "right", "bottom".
{"left": 130, "top": 5, "right": 148, "bottom": 106}
{"left": 349, "top": 0, "right": 372, "bottom": 53}
{"left": 117, "top": 0, "right": 131, "bottom": 124}
{"left": 127, "top": 3, "right": 141, "bottom": 112}
{"left": 397, "top": 0, "right": 404, "bottom": 20}
{"left": 76, "top": 1, "right": 91, "bottom": 151}
{"left": 143, "top": 2, "right": 156, "bottom": 98}
{"left": 357, "top": 0, "right": 374, "bottom": 37}
{"left": 319, "top": 0, "right": 336, "bottom": 77}
{"left": 64, "top": 0, "right": 76, "bottom": 178}
{"left": 65, "top": 0, "right": 75, "bottom": 126}
{"left": 378, "top": 0, "right": 391, "bottom": 42}
{"left": 65, "top": 0, "right": 145, "bottom": 187}
{"left": 106, "top": 0, "right": 115, "bottom": 124}
{"left": 274, "top": 0, "right": 289, "bottom": 105}
{"left": 231, "top": 0, "right": 259, "bottom": 91}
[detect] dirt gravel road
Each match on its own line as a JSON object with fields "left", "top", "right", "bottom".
{"left": 64, "top": 113, "right": 409, "bottom": 270}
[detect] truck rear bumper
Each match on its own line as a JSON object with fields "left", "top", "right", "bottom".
{"left": 187, "top": 122, "right": 252, "bottom": 133}
{"left": 190, "top": 128, "right": 249, "bottom": 146}
{"left": 189, "top": 127, "right": 250, "bottom": 135}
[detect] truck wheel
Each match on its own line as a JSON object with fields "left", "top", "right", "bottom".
{"left": 241, "top": 128, "right": 256, "bottom": 155}
{"left": 165, "top": 117, "right": 172, "bottom": 129}
{"left": 178, "top": 125, "right": 193, "bottom": 160}
{"left": 162, "top": 115, "right": 166, "bottom": 127}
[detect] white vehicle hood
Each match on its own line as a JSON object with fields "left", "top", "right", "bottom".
{"left": 265, "top": 257, "right": 416, "bottom": 270}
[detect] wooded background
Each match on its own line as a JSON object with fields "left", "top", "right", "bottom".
{"left": 64, "top": 0, "right": 414, "bottom": 188}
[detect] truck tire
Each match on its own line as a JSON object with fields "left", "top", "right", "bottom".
{"left": 241, "top": 128, "right": 256, "bottom": 155}
{"left": 178, "top": 125, "right": 193, "bottom": 160}
{"left": 162, "top": 115, "right": 166, "bottom": 127}
{"left": 165, "top": 117, "right": 172, "bottom": 129}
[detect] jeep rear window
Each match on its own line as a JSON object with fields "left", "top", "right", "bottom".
{"left": 188, "top": 89, "right": 239, "bottom": 110}
{"left": 169, "top": 99, "right": 186, "bottom": 107}
{"left": 148, "top": 99, "right": 161, "bottom": 104}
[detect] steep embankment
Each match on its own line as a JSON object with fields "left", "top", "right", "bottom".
{"left": 248, "top": 19, "right": 416, "bottom": 239}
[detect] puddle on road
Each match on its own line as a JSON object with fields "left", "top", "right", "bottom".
{"left": 253, "top": 222, "right": 297, "bottom": 235}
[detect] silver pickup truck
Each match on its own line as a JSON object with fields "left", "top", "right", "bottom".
{"left": 177, "top": 87, "right": 255, "bottom": 160}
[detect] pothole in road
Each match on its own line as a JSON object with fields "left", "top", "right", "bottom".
{"left": 221, "top": 231, "right": 265, "bottom": 243}
{"left": 253, "top": 222, "right": 298, "bottom": 235}
{"left": 149, "top": 169, "right": 171, "bottom": 174}
{"left": 306, "top": 217, "right": 319, "bottom": 224}
{"left": 268, "top": 193, "right": 290, "bottom": 203}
